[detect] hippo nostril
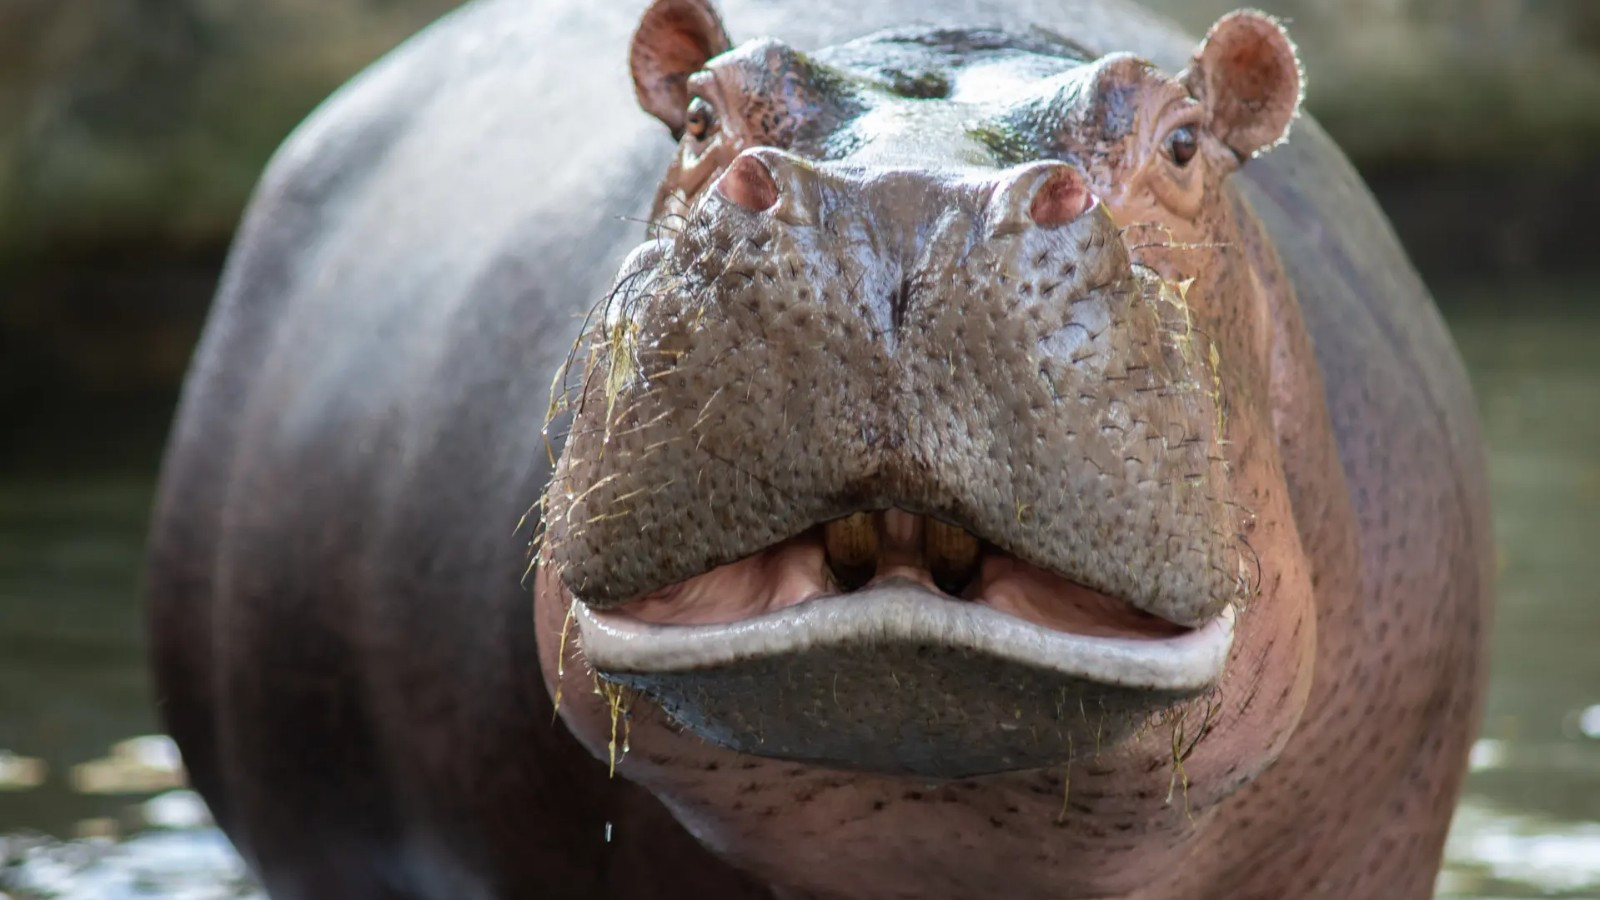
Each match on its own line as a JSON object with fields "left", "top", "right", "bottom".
{"left": 985, "top": 162, "right": 1097, "bottom": 238}
{"left": 716, "top": 154, "right": 780, "bottom": 213}
{"left": 1028, "top": 166, "right": 1093, "bottom": 228}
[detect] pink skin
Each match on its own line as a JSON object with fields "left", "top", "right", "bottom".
{"left": 617, "top": 509, "right": 1187, "bottom": 639}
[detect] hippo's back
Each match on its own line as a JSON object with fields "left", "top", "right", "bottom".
{"left": 145, "top": 0, "right": 1489, "bottom": 896}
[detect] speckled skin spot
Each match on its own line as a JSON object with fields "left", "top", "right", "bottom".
{"left": 146, "top": 1, "right": 1490, "bottom": 898}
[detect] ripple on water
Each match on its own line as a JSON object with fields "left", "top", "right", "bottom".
{"left": 1440, "top": 798, "right": 1600, "bottom": 898}
{"left": 0, "top": 827, "right": 262, "bottom": 900}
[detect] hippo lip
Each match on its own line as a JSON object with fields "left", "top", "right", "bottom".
{"left": 573, "top": 507, "right": 1235, "bottom": 693}
{"left": 576, "top": 583, "right": 1234, "bottom": 692}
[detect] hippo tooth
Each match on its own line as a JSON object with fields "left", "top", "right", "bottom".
{"left": 823, "top": 512, "right": 878, "bottom": 590}
{"left": 925, "top": 518, "right": 979, "bottom": 595}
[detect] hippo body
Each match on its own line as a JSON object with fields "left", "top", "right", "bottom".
{"left": 146, "top": 1, "right": 1491, "bottom": 898}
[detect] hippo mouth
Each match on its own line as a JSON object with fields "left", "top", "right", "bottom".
{"left": 573, "top": 508, "right": 1235, "bottom": 777}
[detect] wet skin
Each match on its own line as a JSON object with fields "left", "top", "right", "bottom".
{"left": 147, "top": 1, "right": 1491, "bottom": 898}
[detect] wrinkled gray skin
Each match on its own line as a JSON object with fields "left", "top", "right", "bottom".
{"left": 146, "top": 0, "right": 1491, "bottom": 898}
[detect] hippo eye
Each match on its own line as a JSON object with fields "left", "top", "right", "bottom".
{"left": 1166, "top": 125, "right": 1199, "bottom": 167}
{"left": 684, "top": 97, "right": 717, "bottom": 141}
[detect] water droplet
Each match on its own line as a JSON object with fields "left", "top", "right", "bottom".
{"left": 1577, "top": 704, "right": 1600, "bottom": 739}
{"left": 143, "top": 790, "right": 212, "bottom": 830}
{"left": 1468, "top": 738, "right": 1506, "bottom": 772}
{"left": 116, "top": 735, "right": 183, "bottom": 773}
{"left": 0, "top": 750, "right": 47, "bottom": 790}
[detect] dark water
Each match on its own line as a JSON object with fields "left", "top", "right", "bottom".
{"left": 1434, "top": 284, "right": 1600, "bottom": 899}
{"left": 0, "top": 286, "right": 1596, "bottom": 898}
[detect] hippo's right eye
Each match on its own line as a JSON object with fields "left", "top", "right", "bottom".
{"left": 684, "top": 97, "right": 717, "bottom": 141}
{"left": 1165, "top": 125, "right": 1199, "bottom": 167}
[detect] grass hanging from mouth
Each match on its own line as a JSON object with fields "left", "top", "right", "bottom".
{"left": 1167, "top": 710, "right": 1191, "bottom": 814}
{"left": 597, "top": 677, "right": 635, "bottom": 778}
{"left": 1056, "top": 732, "right": 1075, "bottom": 825}
{"left": 1164, "top": 690, "right": 1223, "bottom": 821}
{"left": 603, "top": 318, "right": 642, "bottom": 435}
{"left": 551, "top": 597, "right": 579, "bottom": 723}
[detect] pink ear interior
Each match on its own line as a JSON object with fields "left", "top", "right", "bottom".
{"left": 1182, "top": 12, "right": 1303, "bottom": 160}
{"left": 630, "top": 0, "right": 732, "bottom": 136}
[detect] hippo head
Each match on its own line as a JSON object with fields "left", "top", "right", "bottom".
{"left": 538, "top": 1, "right": 1318, "bottom": 893}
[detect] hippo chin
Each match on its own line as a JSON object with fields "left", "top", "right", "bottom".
{"left": 148, "top": 0, "right": 1492, "bottom": 898}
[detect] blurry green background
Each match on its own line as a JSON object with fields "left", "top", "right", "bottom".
{"left": 1, "top": 1, "right": 1597, "bottom": 897}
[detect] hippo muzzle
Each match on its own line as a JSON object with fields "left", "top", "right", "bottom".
{"left": 546, "top": 145, "right": 1248, "bottom": 776}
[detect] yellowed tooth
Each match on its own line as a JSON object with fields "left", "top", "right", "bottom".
{"left": 925, "top": 518, "right": 980, "bottom": 594}
{"left": 824, "top": 512, "right": 878, "bottom": 568}
{"left": 824, "top": 512, "right": 878, "bottom": 589}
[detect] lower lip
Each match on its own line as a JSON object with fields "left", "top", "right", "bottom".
{"left": 576, "top": 581, "right": 1235, "bottom": 693}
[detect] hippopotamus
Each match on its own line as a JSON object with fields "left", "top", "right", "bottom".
{"left": 145, "top": 0, "right": 1493, "bottom": 897}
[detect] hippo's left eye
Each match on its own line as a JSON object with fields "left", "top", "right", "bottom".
{"left": 684, "top": 97, "right": 717, "bottom": 141}
{"left": 1165, "top": 125, "right": 1199, "bottom": 167}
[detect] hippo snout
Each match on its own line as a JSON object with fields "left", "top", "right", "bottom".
{"left": 550, "top": 149, "right": 1242, "bottom": 623}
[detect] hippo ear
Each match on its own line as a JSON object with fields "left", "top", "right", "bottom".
{"left": 630, "top": 0, "right": 733, "bottom": 137}
{"left": 1180, "top": 11, "right": 1304, "bottom": 161}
